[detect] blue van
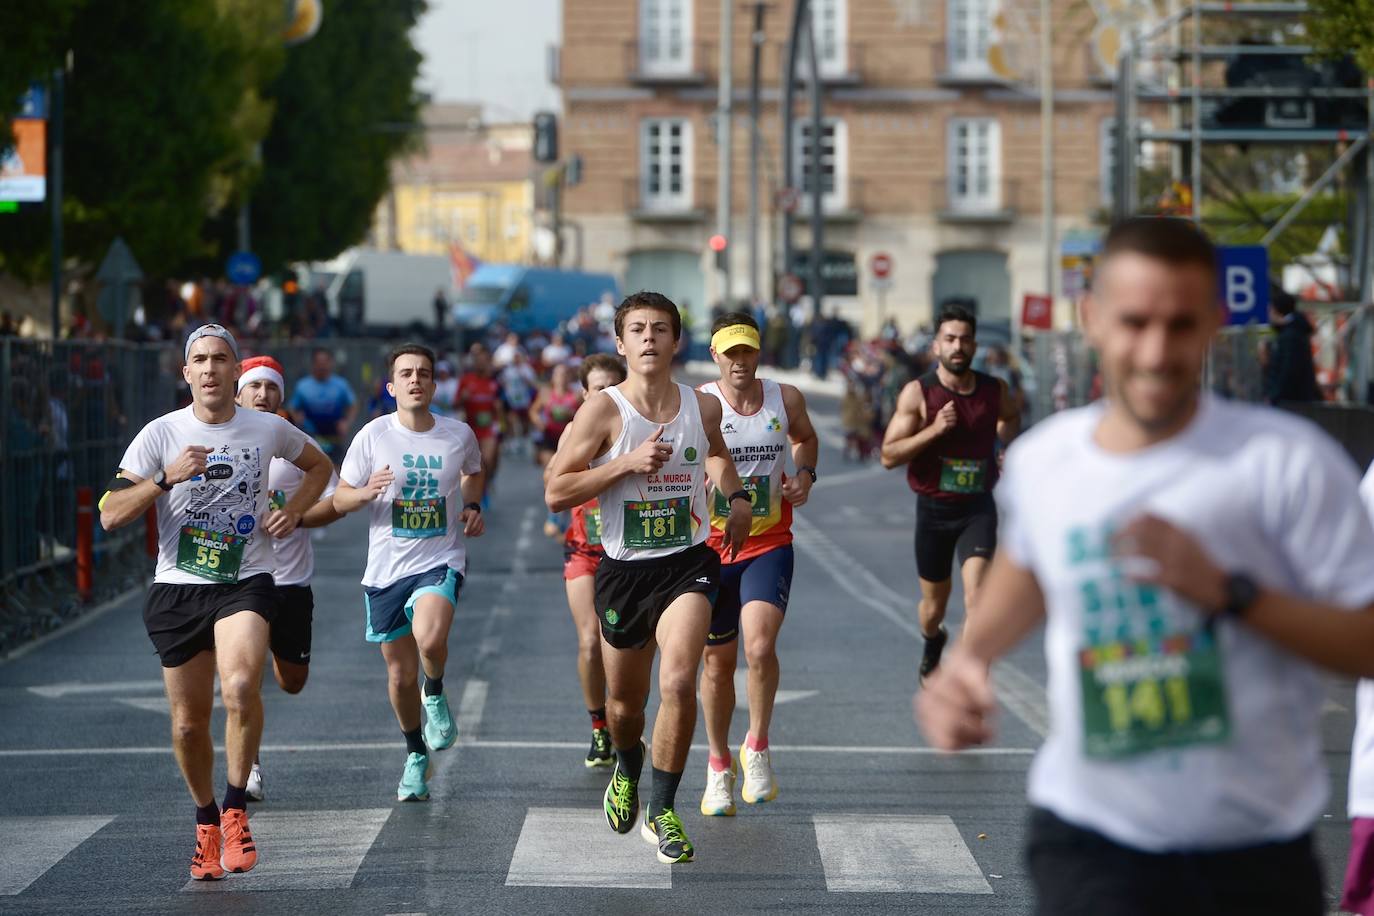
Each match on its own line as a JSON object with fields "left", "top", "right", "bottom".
{"left": 453, "top": 265, "right": 620, "bottom": 335}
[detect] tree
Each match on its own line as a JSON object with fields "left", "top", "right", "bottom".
{"left": 0, "top": 0, "right": 84, "bottom": 124}
{"left": 1308, "top": 0, "right": 1374, "bottom": 74}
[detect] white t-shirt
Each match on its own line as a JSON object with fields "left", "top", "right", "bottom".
{"left": 340, "top": 413, "right": 482, "bottom": 588}
{"left": 999, "top": 394, "right": 1374, "bottom": 851}
{"left": 119, "top": 406, "right": 310, "bottom": 586}
{"left": 267, "top": 454, "right": 338, "bottom": 587}
{"left": 1348, "top": 466, "right": 1374, "bottom": 817}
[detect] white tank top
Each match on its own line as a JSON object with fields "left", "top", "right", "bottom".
{"left": 701, "top": 379, "right": 793, "bottom": 555}
{"left": 592, "top": 383, "right": 710, "bottom": 561}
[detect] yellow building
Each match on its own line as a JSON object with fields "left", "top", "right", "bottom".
{"left": 371, "top": 104, "right": 536, "bottom": 264}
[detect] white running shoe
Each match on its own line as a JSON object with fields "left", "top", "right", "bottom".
{"left": 700, "top": 764, "right": 737, "bottom": 816}
{"left": 739, "top": 744, "right": 778, "bottom": 804}
{"left": 245, "top": 763, "right": 265, "bottom": 802}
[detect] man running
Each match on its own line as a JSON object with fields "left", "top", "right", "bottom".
{"left": 235, "top": 355, "right": 344, "bottom": 801}
{"left": 100, "top": 325, "right": 332, "bottom": 880}
{"left": 880, "top": 303, "right": 1020, "bottom": 679}
{"left": 546, "top": 291, "right": 751, "bottom": 865}
{"left": 334, "top": 343, "right": 486, "bottom": 802}
{"left": 288, "top": 347, "right": 357, "bottom": 465}
{"left": 458, "top": 341, "right": 504, "bottom": 505}
{"left": 918, "top": 217, "right": 1374, "bottom": 916}
{"left": 550, "top": 353, "right": 628, "bottom": 768}
{"left": 696, "top": 312, "right": 819, "bottom": 816}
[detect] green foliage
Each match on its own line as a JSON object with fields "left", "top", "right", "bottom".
{"left": 1307, "top": 0, "right": 1374, "bottom": 73}
{"left": 1202, "top": 191, "right": 1349, "bottom": 274}
{"left": 0, "top": 0, "right": 84, "bottom": 122}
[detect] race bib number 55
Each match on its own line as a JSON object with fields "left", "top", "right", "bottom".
{"left": 176, "top": 526, "right": 245, "bottom": 583}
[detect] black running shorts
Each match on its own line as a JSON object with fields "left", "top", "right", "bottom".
{"left": 271, "top": 584, "right": 314, "bottom": 667}
{"left": 914, "top": 493, "right": 998, "bottom": 583}
{"left": 143, "top": 573, "right": 278, "bottom": 668}
{"left": 594, "top": 543, "right": 720, "bottom": 650}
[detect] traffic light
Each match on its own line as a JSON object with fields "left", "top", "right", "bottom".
{"left": 533, "top": 111, "right": 559, "bottom": 163}
{"left": 709, "top": 234, "right": 728, "bottom": 272}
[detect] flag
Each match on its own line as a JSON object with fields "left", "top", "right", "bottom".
{"left": 449, "top": 243, "right": 481, "bottom": 289}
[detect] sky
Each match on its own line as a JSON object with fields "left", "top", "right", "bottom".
{"left": 414, "top": 0, "right": 562, "bottom": 122}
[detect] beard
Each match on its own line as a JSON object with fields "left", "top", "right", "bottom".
{"left": 938, "top": 353, "right": 972, "bottom": 376}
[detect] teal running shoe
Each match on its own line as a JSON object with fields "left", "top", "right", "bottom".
{"left": 423, "top": 692, "right": 456, "bottom": 750}
{"left": 642, "top": 808, "right": 695, "bottom": 864}
{"left": 397, "top": 752, "right": 432, "bottom": 802}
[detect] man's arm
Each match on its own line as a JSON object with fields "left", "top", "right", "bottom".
{"left": 700, "top": 393, "right": 751, "bottom": 559}
{"left": 880, "top": 380, "right": 951, "bottom": 469}
{"left": 458, "top": 463, "right": 487, "bottom": 537}
{"left": 996, "top": 378, "right": 1021, "bottom": 445}
{"left": 779, "top": 384, "right": 819, "bottom": 508}
{"left": 266, "top": 442, "right": 333, "bottom": 538}
{"left": 545, "top": 394, "right": 653, "bottom": 512}
{"left": 99, "top": 445, "right": 211, "bottom": 531}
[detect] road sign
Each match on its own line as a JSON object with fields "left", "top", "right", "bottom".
{"left": 869, "top": 252, "right": 893, "bottom": 279}
{"left": 227, "top": 250, "right": 262, "bottom": 286}
{"left": 779, "top": 273, "right": 804, "bottom": 304}
{"left": 96, "top": 237, "right": 143, "bottom": 336}
{"left": 1021, "top": 293, "right": 1053, "bottom": 330}
{"left": 1218, "top": 245, "right": 1269, "bottom": 325}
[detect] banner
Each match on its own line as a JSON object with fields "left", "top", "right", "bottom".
{"left": 0, "top": 118, "right": 46, "bottom": 202}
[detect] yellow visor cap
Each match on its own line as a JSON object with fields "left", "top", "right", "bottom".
{"left": 711, "top": 324, "right": 761, "bottom": 353}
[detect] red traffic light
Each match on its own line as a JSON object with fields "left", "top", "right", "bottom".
{"left": 708, "top": 234, "right": 728, "bottom": 252}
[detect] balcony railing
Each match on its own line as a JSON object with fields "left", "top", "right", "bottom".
{"left": 933, "top": 177, "right": 1021, "bottom": 222}
{"left": 624, "top": 40, "right": 713, "bottom": 86}
{"left": 624, "top": 177, "right": 714, "bottom": 221}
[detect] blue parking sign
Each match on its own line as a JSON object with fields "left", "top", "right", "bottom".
{"left": 1218, "top": 246, "right": 1269, "bottom": 326}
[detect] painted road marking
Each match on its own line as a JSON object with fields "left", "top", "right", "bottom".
{"left": 183, "top": 808, "right": 390, "bottom": 892}
{"left": 0, "top": 815, "right": 113, "bottom": 895}
{"left": 506, "top": 807, "right": 670, "bottom": 889}
{"left": 813, "top": 813, "right": 993, "bottom": 894}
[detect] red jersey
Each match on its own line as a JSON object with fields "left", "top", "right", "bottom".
{"left": 458, "top": 373, "right": 501, "bottom": 439}
{"left": 542, "top": 390, "right": 581, "bottom": 440}
{"left": 906, "top": 370, "right": 1001, "bottom": 501}
{"left": 565, "top": 499, "right": 604, "bottom": 554}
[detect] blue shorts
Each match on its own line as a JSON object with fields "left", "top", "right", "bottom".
{"left": 707, "top": 545, "right": 793, "bottom": 646}
{"left": 364, "top": 565, "right": 462, "bottom": 643}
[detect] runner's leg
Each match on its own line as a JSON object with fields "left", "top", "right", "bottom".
{"left": 411, "top": 592, "right": 455, "bottom": 685}
{"left": 958, "top": 556, "right": 991, "bottom": 622}
{"left": 272, "top": 657, "right": 309, "bottom": 695}
{"left": 602, "top": 637, "right": 656, "bottom": 751}
{"left": 380, "top": 635, "right": 422, "bottom": 732}
{"left": 651, "top": 593, "right": 712, "bottom": 776}
{"left": 918, "top": 577, "right": 953, "bottom": 637}
{"left": 700, "top": 642, "right": 737, "bottom": 760}
{"left": 163, "top": 650, "right": 217, "bottom": 806}
{"left": 741, "top": 600, "right": 785, "bottom": 744}
{"left": 566, "top": 575, "right": 607, "bottom": 709}
{"left": 214, "top": 610, "right": 270, "bottom": 789}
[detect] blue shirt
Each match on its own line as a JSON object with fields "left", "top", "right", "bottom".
{"left": 289, "top": 374, "right": 355, "bottom": 435}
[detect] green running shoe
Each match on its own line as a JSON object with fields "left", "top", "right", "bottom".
{"left": 397, "top": 752, "right": 433, "bottom": 802}
{"left": 602, "top": 743, "right": 642, "bottom": 834}
{"left": 585, "top": 727, "right": 614, "bottom": 769}
{"left": 423, "top": 693, "right": 456, "bottom": 750}
{"left": 641, "top": 808, "right": 695, "bottom": 864}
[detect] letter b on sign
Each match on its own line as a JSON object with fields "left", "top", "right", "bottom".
{"left": 1225, "top": 266, "right": 1254, "bottom": 313}
{"left": 1218, "top": 246, "right": 1269, "bottom": 326}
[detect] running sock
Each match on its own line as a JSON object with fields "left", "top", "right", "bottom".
{"left": 424, "top": 675, "right": 444, "bottom": 698}
{"left": 223, "top": 783, "right": 247, "bottom": 812}
{"left": 404, "top": 726, "right": 427, "bottom": 756}
{"left": 708, "top": 753, "right": 732, "bottom": 773}
{"left": 615, "top": 742, "right": 645, "bottom": 781}
{"left": 745, "top": 733, "right": 769, "bottom": 752}
{"left": 648, "top": 767, "right": 683, "bottom": 819}
{"left": 589, "top": 707, "right": 607, "bottom": 730}
{"left": 195, "top": 802, "right": 220, "bottom": 826}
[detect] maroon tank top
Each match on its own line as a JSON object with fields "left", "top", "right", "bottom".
{"left": 906, "top": 369, "right": 1001, "bottom": 501}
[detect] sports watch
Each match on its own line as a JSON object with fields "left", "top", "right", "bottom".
{"left": 464, "top": 501, "right": 482, "bottom": 514}
{"left": 153, "top": 469, "right": 174, "bottom": 492}
{"left": 797, "top": 465, "right": 818, "bottom": 483}
{"left": 1222, "top": 573, "right": 1259, "bottom": 619}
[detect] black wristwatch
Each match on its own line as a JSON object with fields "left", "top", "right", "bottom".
{"left": 153, "top": 469, "right": 174, "bottom": 492}
{"left": 464, "top": 501, "right": 482, "bottom": 514}
{"left": 728, "top": 490, "right": 751, "bottom": 506}
{"left": 1221, "top": 573, "right": 1260, "bottom": 619}
{"left": 797, "top": 465, "right": 817, "bottom": 483}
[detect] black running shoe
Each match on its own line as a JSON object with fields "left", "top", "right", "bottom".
{"left": 603, "top": 752, "right": 641, "bottom": 834}
{"left": 919, "top": 626, "right": 948, "bottom": 681}
{"left": 585, "top": 727, "right": 614, "bottom": 769}
{"left": 641, "top": 808, "right": 695, "bottom": 864}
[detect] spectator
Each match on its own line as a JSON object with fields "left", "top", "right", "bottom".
{"left": 433, "top": 287, "right": 449, "bottom": 336}
{"left": 432, "top": 360, "right": 459, "bottom": 415}
{"left": 1265, "top": 289, "right": 1320, "bottom": 404}
{"left": 366, "top": 374, "right": 396, "bottom": 419}
{"left": 288, "top": 348, "right": 357, "bottom": 464}
{"left": 493, "top": 331, "right": 524, "bottom": 369}
{"left": 541, "top": 332, "right": 572, "bottom": 368}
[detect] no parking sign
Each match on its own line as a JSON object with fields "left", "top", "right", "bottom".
{"left": 1218, "top": 246, "right": 1269, "bottom": 326}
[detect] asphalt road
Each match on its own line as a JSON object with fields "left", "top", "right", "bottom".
{"left": 0, "top": 386, "right": 1363, "bottom": 915}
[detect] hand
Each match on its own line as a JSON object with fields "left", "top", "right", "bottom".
{"left": 915, "top": 647, "right": 997, "bottom": 750}
{"left": 1112, "top": 513, "right": 1227, "bottom": 612}
{"left": 363, "top": 465, "right": 395, "bottom": 501}
{"left": 265, "top": 508, "right": 303, "bottom": 538}
{"left": 929, "top": 402, "right": 958, "bottom": 437}
{"left": 781, "top": 472, "right": 812, "bottom": 508}
{"left": 622, "top": 425, "right": 671, "bottom": 475}
{"left": 724, "top": 497, "right": 751, "bottom": 561}
{"left": 461, "top": 505, "right": 485, "bottom": 537}
{"left": 165, "top": 445, "right": 212, "bottom": 485}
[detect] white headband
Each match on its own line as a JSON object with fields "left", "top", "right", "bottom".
{"left": 238, "top": 364, "right": 284, "bottom": 394}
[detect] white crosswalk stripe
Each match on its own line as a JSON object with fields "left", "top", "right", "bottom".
{"left": 505, "top": 807, "right": 670, "bottom": 889}
{"left": 812, "top": 813, "right": 993, "bottom": 894}
{"left": 0, "top": 815, "right": 113, "bottom": 895}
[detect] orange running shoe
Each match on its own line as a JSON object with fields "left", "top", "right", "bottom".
{"left": 220, "top": 808, "right": 258, "bottom": 873}
{"left": 190, "top": 823, "right": 225, "bottom": 880}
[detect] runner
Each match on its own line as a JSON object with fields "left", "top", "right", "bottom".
{"left": 333, "top": 343, "right": 485, "bottom": 802}
{"left": 918, "top": 217, "right": 1374, "bottom": 916}
{"left": 287, "top": 347, "right": 357, "bottom": 465}
{"left": 696, "top": 312, "right": 819, "bottom": 816}
{"left": 458, "top": 341, "right": 504, "bottom": 508}
{"left": 550, "top": 353, "right": 628, "bottom": 768}
{"left": 545, "top": 291, "right": 751, "bottom": 865}
{"left": 234, "top": 355, "right": 344, "bottom": 802}
{"left": 99, "top": 325, "right": 333, "bottom": 880}
{"left": 880, "top": 303, "right": 1020, "bottom": 679}
{"left": 532, "top": 363, "right": 582, "bottom": 468}
{"left": 1342, "top": 464, "right": 1374, "bottom": 916}
{"left": 432, "top": 360, "right": 459, "bottom": 416}
{"left": 499, "top": 349, "right": 538, "bottom": 453}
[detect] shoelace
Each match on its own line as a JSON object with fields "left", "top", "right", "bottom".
{"left": 593, "top": 730, "right": 611, "bottom": 754}
{"left": 608, "top": 771, "right": 634, "bottom": 817}
{"left": 744, "top": 749, "right": 770, "bottom": 783}
{"left": 655, "top": 811, "right": 688, "bottom": 845}
{"left": 195, "top": 830, "right": 217, "bottom": 862}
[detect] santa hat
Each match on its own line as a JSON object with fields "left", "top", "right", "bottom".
{"left": 238, "top": 355, "right": 286, "bottom": 394}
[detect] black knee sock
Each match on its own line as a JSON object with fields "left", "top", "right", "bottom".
{"left": 195, "top": 801, "right": 220, "bottom": 826}
{"left": 648, "top": 767, "right": 683, "bottom": 819}
{"left": 589, "top": 707, "right": 607, "bottom": 730}
{"left": 404, "top": 726, "right": 427, "bottom": 756}
{"left": 615, "top": 741, "right": 644, "bottom": 781}
{"left": 424, "top": 675, "right": 444, "bottom": 697}
{"left": 223, "top": 783, "right": 247, "bottom": 812}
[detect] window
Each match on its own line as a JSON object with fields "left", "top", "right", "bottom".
{"left": 947, "top": 0, "right": 994, "bottom": 75}
{"left": 639, "top": 0, "right": 692, "bottom": 76}
{"left": 947, "top": 118, "right": 1001, "bottom": 212}
{"left": 810, "top": 0, "right": 848, "bottom": 78}
{"left": 641, "top": 119, "right": 693, "bottom": 211}
{"left": 793, "top": 119, "right": 848, "bottom": 212}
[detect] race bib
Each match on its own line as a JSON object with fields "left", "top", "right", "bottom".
{"left": 585, "top": 506, "right": 603, "bottom": 547}
{"left": 938, "top": 457, "right": 986, "bottom": 494}
{"left": 1078, "top": 627, "right": 1230, "bottom": 759}
{"left": 392, "top": 496, "right": 448, "bottom": 539}
{"left": 176, "top": 526, "right": 245, "bottom": 583}
{"left": 713, "top": 475, "right": 771, "bottom": 519}
{"left": 622, "top": 497, "right": 691, "bottom": 550}
{"left": 474, "top": 410, "right": 493, "bottom": 427}
{"left": 269, "top": 489, "right": 286, "bottom": 512}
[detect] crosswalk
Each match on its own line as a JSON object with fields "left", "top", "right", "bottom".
{"left": 2, "top": 807, "right": 997, "bottom": 898}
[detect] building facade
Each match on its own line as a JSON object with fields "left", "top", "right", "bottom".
{"left": 557, "top": 0, "right": 1128, "bottom": 334}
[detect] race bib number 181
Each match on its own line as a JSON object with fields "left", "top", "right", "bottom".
{"left": 623, "top": 497, "right": 691, "bottom": 550}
